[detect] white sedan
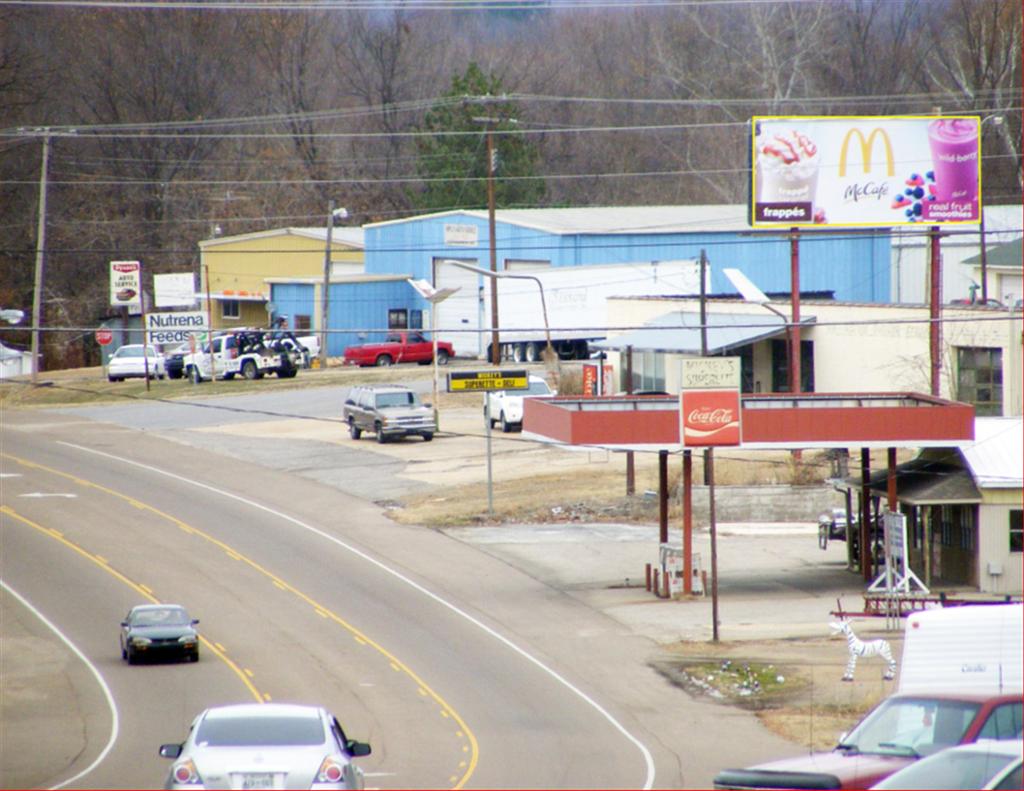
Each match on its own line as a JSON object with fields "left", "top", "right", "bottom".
{"left": 106, "top": 344, "right": 165, "bottom": 382}
{"left": 159, "top": 703, "right": 371, "bottom": 790}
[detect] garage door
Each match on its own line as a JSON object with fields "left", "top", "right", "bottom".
{"left": 435, "top": 258, "right": 483, "bottom": 359}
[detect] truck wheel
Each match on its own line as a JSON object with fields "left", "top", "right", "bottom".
{"left": 241, "top": 360, "right": 258, "bottom": 380}
{"left": 422, "top": 432, "right": 434, "bottom": 442}
{"left": 375, "top": 423, "right": 388, "bottom": 443}
{"left": 349, "top": 419, "right": 361, "bottom": 440}
{"left": 189, "top": 367, "right": 203, "bottom": 384}
{"left": 500, "top": 413, "right": 513, "bottom": 433}
{"left": 512, "top": 344, "right": 525, "bottom": 363}
{"left": 525, "top": 342, "right": 540, "bottom": 363}
{"left": 223, "top": 372, "right": 235, "bottom": 380}
{"left": 375, "top": 355, "right": 393, "bottom": 367}
{"left": 436, "top": 349, "right": 450, "bottom": 365}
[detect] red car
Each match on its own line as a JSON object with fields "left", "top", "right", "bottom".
{"left": 342, "top": 331, "right": 453, "bottom": 367}
{"left": 713, "top": 690, "right": 1023, "bottom": 789}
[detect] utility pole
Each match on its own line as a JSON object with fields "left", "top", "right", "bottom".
{"left": 30, "top": 131, "right": 50, "bottom": 385}
{"left": 485, "top": 123, "right": 500, "bottom": 365}
{"left": 320, "top": 202, "right": 347, "bottom": 369}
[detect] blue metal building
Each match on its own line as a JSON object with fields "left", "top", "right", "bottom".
{"left": 273, "top": 205, "right": 892, "bottom": 358}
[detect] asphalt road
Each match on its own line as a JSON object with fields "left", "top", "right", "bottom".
{"left": 1, "top": 390, "right": 802, "bottom": 789}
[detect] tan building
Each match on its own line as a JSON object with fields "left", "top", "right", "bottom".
{"left": 598, "top": 297, "right": 1023, "bottom": 418}
{"left": 197, "top": 227, "right": 364, "bottom": 331}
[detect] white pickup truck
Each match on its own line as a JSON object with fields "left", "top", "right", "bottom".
{"left": 485, "top": 375, "right": 554, "bottom": 433}
{"left": 184, "top": 330, "right": 302, "bottom": 383}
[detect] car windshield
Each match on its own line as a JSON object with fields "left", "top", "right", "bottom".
{"left": 130, "top": 607, "right": 190, "bottom": 627}
{"left": 116, "top": 346, "right": 153, "bottom": 358}
{"left": 872, "top": 746, "right": 1022, "bottom": 789}
{"left": 195, "top": 716, "right": 325, "bottom": 747}
{"left": 377, "top": 392, "right": 418, "bottom": 408}
{"left": 839, "top": 696, "right": 981, "bottom": 757}
{"left": 526, "top": 380, "right": 551, "bottom": 396}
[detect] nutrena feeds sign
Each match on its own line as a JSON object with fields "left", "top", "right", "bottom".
{"left": 679, "top": 358, "right": 741, "bottom": 448}
{"left": 751, "top": 115, "right": 981, "bottom": 227}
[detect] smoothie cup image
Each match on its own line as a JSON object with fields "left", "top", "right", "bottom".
{"left": 757, "top": 129, "right": 820, "bottom": 208}
{"left": 927, "top": 118, "right": 979, "bottom": 203}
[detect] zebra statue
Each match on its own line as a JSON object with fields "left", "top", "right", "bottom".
{"left": 829, "top": 618, "right": 897, "bottom": 682}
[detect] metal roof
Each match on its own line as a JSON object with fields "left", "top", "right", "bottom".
{"left": 592, "top": 310, "right": 814, "bottom": 355}
{"left": 199, "top": 226, "right": 365, "bottom": 249}
{"left": 963, "top": 417, "right": 1024, "bottom": 489}
{"left": 366, "top": 205, "right": 754, "bottom": 234}
{"left": 961, "top": 237, "right": 1023, "bottom": 269}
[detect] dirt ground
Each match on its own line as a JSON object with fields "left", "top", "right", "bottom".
{"left": 654, "top": 631, "right": 904, "bottom": 750}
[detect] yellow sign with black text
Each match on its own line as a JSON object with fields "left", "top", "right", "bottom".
{"left": 448, "top": 369, "right": 529, "bottom": 392}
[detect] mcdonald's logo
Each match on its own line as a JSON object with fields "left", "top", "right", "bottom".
{"left": 838, "top": 128, "right": 895, "bottom": 177}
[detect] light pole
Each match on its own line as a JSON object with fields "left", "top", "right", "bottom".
{"left": 407, "top": 278, "right": 459, "bottom": 430}
{"left": 444, "top": 260, "right": 558, "bottom": 380}
{"left": 320, "top": 202, "right": 348, "bottom": 369}
{"left": 979, "top": 115, "right": 1005, "bottom": 304}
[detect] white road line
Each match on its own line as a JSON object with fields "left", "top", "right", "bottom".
{"left": 59, "top": 441, "right": 656, "bottom": 789}
{"left": 1, "top": 579, "right": 120, "bottom": 791}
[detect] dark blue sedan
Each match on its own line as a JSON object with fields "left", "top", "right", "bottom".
{"left": 120, "top": 604, "right": 200, "bottom": 664}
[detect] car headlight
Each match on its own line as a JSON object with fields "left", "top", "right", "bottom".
{"left": 130, "top": 636, "right": 153, "bottom": 646}
{"left": 177, "top": 634, "right": 196, "bottom": 645}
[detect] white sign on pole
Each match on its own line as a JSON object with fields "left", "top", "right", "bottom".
{"left": 154, "top": 273, "right": 197, "bottom": 307}
{"left": 110, "top": 261, "right": 142, "bottom": 309}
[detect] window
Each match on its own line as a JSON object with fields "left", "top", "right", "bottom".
{"left": 957, "top": 347, "right": 1003, "bottom": 416}
{"left": 1011, "top": 510, "right": 1023, "bottom": 553}
{"left": 771, "top": 339, "right": 815, "bottom": 393}
{"left": 294, "top": 314, "right": 311, "bottom": 331}
{"left": 388, "top": 309, "right": 407, "bottom": 329}
{"left": 410, "top": 309, "right": 423, "bottom": 329}
{"left": 978, "top": 702, "right": 1022, "bottom": 740}
{"left": 221, "top": 299, "right": 240, "bottom": 319}
{"left": 628, "top": 350, "right": 665, "bottom": 392}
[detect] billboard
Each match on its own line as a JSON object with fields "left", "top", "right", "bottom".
{"left": 751, "top": 116, "right": 981, "bottom": 228}
{"left": 679, "top": 357, "right": 742, "bottom": 448}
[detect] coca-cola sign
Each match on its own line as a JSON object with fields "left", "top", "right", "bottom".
{"left": 680, "top": 389, "right": 741, "bottom": 447}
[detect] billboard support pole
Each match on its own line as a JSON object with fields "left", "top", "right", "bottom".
{"left": 929, "top": 226, "right": 942, "bottom": 396}
{"left": 789, "top": 228, "right": 801, "bottom": 395}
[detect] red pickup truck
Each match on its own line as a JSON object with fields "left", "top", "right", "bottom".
{"left": 342, "top": 331, "right": 454, "bottom": 367}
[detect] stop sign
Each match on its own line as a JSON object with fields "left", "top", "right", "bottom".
{"left": 96, "top": 329, "right": 113, "bottom": 346}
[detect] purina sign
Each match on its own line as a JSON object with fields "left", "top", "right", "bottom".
{"left": 679, "top": 358, "right": 741, "bottom": 448}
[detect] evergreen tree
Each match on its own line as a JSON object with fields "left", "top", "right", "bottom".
{"left": 411, "top": 63, "right": 545, "bottom": 212}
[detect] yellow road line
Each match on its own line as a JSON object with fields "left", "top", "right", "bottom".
{"left": 0, "top": 504, "right": 264, "bottom": 703}
{"left": 3, "top": 452, "right": 478, "bottom": 788}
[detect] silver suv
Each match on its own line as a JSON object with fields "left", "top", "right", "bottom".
{"left": 343, "top": 385, "right": 435, "bottom": 443}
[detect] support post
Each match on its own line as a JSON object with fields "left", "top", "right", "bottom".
{"left": 790, "top": 228, "right": 801, "bottom": 394}
{"left": 625, "top": 345, "right": 635, "bottom": 495}
{"left": 682, "top": 450, "right": 693, "bottom": 594}
{"left": 929, "top": 226, "right": 942, "bottom": 396}
{"left": 486, "top": 127, "right": 500, "bottom": 366}
{"left": 320, "top": 201, "right": 336, "bottom": 369}
{"left": 708, "top": 448, "right": 719, "bottom": 642}
{"left": 658, "top": 449, "right": 669, "bottom": 545}
{"left": 861, "top": 448, "right": 872, "bottom": 582}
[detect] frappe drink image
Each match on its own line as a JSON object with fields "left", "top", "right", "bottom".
{"left": 757, "top": 129, "right": 820, "bottom": 208}
{"left": 927, "top": 118, "right": 978, "bottom": 203}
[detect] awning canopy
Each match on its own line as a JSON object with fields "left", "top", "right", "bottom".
{"left": 842, "top": 458, "right": 981, "bottom": 505}
{"left": 211, "top": 291, "right": 267, "bottom": 302}
{"left": 592, "top": 310, "right": 814, "bottom": 355}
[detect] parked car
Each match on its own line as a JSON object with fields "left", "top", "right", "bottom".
{"left": 343, "top": 384, "right": 435, "bottom": 442}
{"left": 159, "top": 703, "right": 371, "bottom": 790}
{"left": 871, "top": 739, "right": 1022, "bottom": 790}
{"left": 120, "top": 604, "right": 199, "bottom": 664}
{"left": 342, "top": 330, "right": 453, "bottom": 367}
{"left": 162, "top": 341, "right": 191, "bottom": 380}
{"left": 106, "top": 344, "right": 166, "bottom": 382}
{"left": 485, "top": 374, "right": 554, "bottom": 433}
{"left": 819, "top": 507, "right": 858, "bottom": 548}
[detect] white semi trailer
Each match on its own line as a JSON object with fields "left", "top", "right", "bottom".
{"left": 434, "top": 259, "right": 703, "bottom": 361}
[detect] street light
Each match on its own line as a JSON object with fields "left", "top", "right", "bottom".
{"left": 407, "top": 278, "right": 459, "bottom": 430}
{"left": 320, "top": 202, "right": 349, "bottom": 369}
{"left": 443, "top": 260, "right": 559, "bottom": 380}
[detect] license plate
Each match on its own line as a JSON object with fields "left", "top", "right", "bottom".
{"left": 240, "top": 773, "right": 275, "bottom": 790}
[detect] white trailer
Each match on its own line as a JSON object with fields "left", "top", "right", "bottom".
{"left": 434, "top": 259, "right": 703, "bottom": 361}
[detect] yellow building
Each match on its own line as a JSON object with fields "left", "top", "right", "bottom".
{"left": 197, "top": 227, "right": 364, "bottom": 331}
